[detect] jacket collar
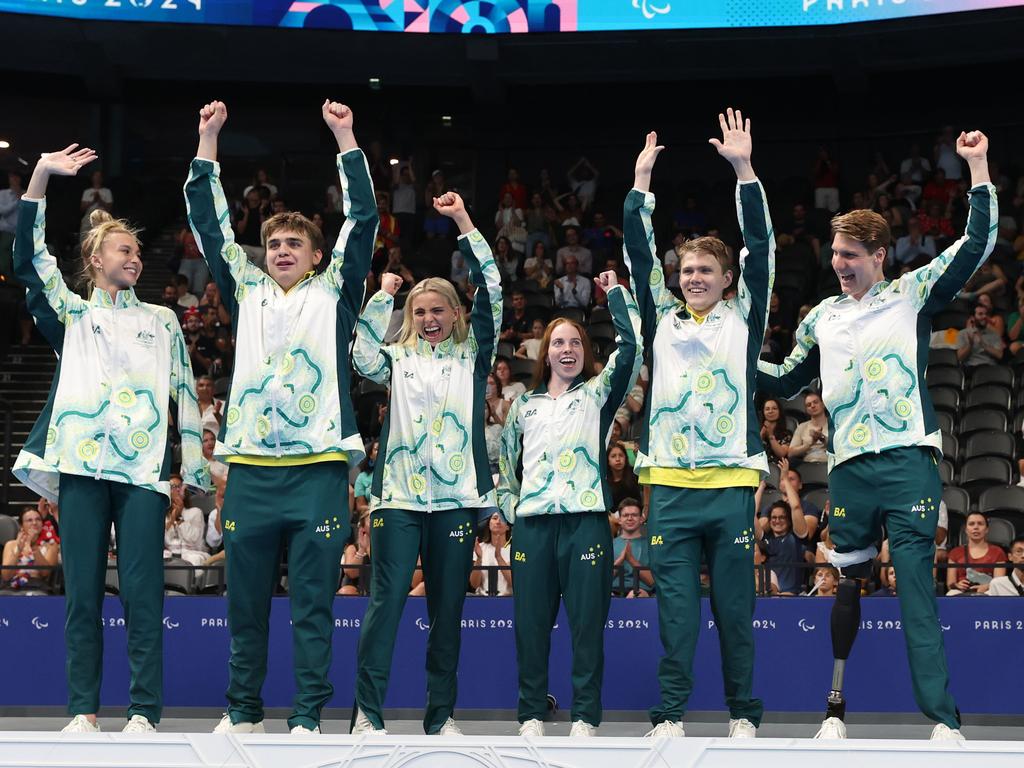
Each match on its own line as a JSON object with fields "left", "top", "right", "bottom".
{"left": 89, "top": 287, "right": 141, "bottom": 309}
{"left": 530, "top": 373, "right": 587, "bottom": 398}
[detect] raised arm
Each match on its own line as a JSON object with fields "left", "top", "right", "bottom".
{"left": 16, "top": 145, "right": 96, "bottom": 346}
{"left": 623, "top": 131, "right": 682, "bottom": 348}
{"left": 907, "top": 131, "right": 997, "bottom": 314}
{"left": 352, "top": 274, "right": 400, "bottom": 384}
{"left": 436, "top": 193, "right": 503, "bottom": 371}
{"left": 757, "top": 305, "right": 823, "bottom": 399}
{"left": 496, "top": 395, "right": 525, "bottom": 524}
{"left": 710, "top": 109, "right": 776, "bottom": 332}
{"left": 320, "top": 101, "right": 379, "bottom": 314}
{"left": 590, "top": 275, "right": 642, "bottom": 420}
{"left": 169, "top": 319, "right": 211, "bottom": 494}
{"left": 184, "top": 101, "right": 256, "bottom": 309}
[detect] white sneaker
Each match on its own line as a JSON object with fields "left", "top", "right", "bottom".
{"left": 930, "top": 723, "right": 966, "bottom": 741}
{"left": 213, "top": 714, "right": 265, "bottom": 734}
{"left": 728, "top": 718, "right": 757, "bottom": 738}
{"left": 645, "top": 720, "right": 685, "bottom": 738}
{"left": 518, "top": 718, "right": 545, "bottom": 737}
{"left": 814, "top": 717, "right": 847, "bottom": 739}
{"left": 122, "top": 715, "right": 156, "bottom": 733}
{"left": 569, "top": 720, "right": 596, "bottom": 737}
{"left": 352, "top": 708, "right": 387, "bottom": 735}
{"left": 290, "top": 725, "right": 320, "bottom": 735}
{"left": 438, "top": 718, "right": 463, "bottom": 736}
{"left": 62, "top": 715, "right": 100, "bottom": 733}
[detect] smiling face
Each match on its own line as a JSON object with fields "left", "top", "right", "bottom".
{"left": 92, "top": 231, "right": 143, "bottom": 290}
{"left": 546, "top": 321, "right": 585, "bottom": 384}
{"left": 678, "top": 250, "right": 730, "bottom": 313}
{"left": 831, "top": 233, "right": 885, "bottom": 300}
{"left": 265, "top": 229, "right": 322, "bottom": 289}
{"left": 619, "top": 504, "right": 642, "bottom": 534}
{"left": 762, "top": 399, "right": 781, "bottom": 423}
{"left": 769, "top": 504, "right": 792, "bottom": 537}
{"left": 19, "top": 508, "right": 43, "bottom": 539}
{"left": 411, "top": 290, "right": 459, "bottom": 346}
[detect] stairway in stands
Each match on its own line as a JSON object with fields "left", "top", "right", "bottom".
{"left": 0, "top": 223, "right": 181, "bottom": 518}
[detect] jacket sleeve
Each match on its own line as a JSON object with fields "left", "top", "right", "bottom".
{"left": 184, "top": 158, "right": 260, "bottom": 310}
{"left": 622, "top": 189, "right": 682, "bottom": 351}
{"left": 353, "top": 291, "right": 394, "bottom": 384}
{"left": 756, "top": 304, "right": 823, "bottom": 398}
{"left": 733, "top": 179, "right": 776, "bottom": 343}
{"left": 591, "top": 285, "right": 643, "bottom": 422}
{"left": 905, "top": 183, "right": 998, "bottom": 313}
{"left": 169, "top": 316, "right": 211, "bottom": 493}
{"left": 322, "top": 149, "right": 379, "bottom": 317}
{"left": 14, "top": 198, "right": 85, "bottom": 348}
{"left": 461, "top": 229, "right": 504, "bottom": 376}
{"left": 496, "top": 395, "right": 525, "bottom": 524}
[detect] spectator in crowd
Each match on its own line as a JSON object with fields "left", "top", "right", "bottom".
{"left": 195, "top": 375, "right": 223, "bottom": 423}
{"left": 567, "top": 156, "right": 599, "bottom": 213}
{"left": 612, "top": 498, "right": 653, "bottom": 597}
{"left": 374, "top": 192, "right": 400, "bottom": 255}
{"left": 976, "top": 293, "right": 1005, "bottom": 338}
{"left": 500, "top": 291, "right": 536, "bottom": 346}
{"left": 494, "top": 236, "right": 521, "bottom": 282}
{"left": 1006, "top": 293, "right": 1024, "bottom": 355}
{"left": 753, "top": 535, "right": 779, "bottom": 595}
{"left": 900, "top": 144, "right": 932, "bottom": 185}
{"left": 553, "top": 254, "right": 592, "bottom": 309}
{"left": 812, "top": 147, "right": 840, "bottom": 212}
{"left": 985, "top": 536, "right": 1024, "bottom": 596}
{"left": 961, "top": 259, "right": 1008, "bottom": 303}
{"left": 495, "top": 192, "right": 527, "bottom": 255}
{"left": 759, "top": 397, "right": 791, "bottom": 462}
{"left": 757, "top": 459, "right": 820, "bottom": 542}
{"left": 79, "top": 170, "right": 113, "bottom": 236}
{"left": 36, "top": 497, "right": 60, "bottom": 548}
{"left": 813, "top": 566, "right": 840, "bottom": 597}
{"left": 173, "top": 274, "right": 199, "bottom": 309}
{"left": 199, "top": 280, "right": 231, "bottom": 328}
{"left": 917, "top": 200, "right": 955, "bottom": 240}
{"left": 423, "top": 170, "right": 452, "bottom": 240}
{"left": 788, "top": 391, "right": 828, "bottom": 464}
{"left": 202, "top": 422, "right": 228, "bottom": 486}
{"left": 766, "top": 291, "right": 791, "bottom": 352}
{"left": 523, "top": 239, "right": 554, "bottom": 289}
{"left": 524, "top": 192, "right": 553, "bottom": 259}
{"left": 893, "top": 172, "right": 923, "bottom": 209}
{"left": 756, "top": 498, "right": 810, "bottom": 595}
{"left": 0, "top": 171, "right": 25, "bottom": 280}
{"left": 339, "top": 512, "right": 372, "bottom": 596}
{"left": 176, "top": 226, "right": 208, "bottom": 296}
{"left": 922, "top": 168, "right": 956, "bottom": 207}
{"left": 946, "top": 512, "right": 1007, "bottom": 594}
{"left": 607, "top": 441, "right": 641, "bottom": 511}
{"left": 391, "top": 160, "right": 417, "bottom": 253}
{"left": 485, "top": 372, "right": 510, "bottom": 425}
{"left": 234, "top": 187, "right": 268, "bottom": 253}
{"left": 582, "top": 212, "right": 623, "bottom": 263}
{"left": 555, "top": 226, "right": 592, "bottom": 276}
{"left": 554, "top": 191, "right": 584, "bottom": 228}
{"left": 515, "top": 318, "right": 546, "bottom": 361}
{"left": 956, "top": 301, "right": 1005, "bottom": 367}
{"left": 662, "top": 230, "right": 686, "bottom": 282}
{"left": 375, "top": 246, "right": 415, "bottom": 292}
{"left": 484, "top": 397, "right": 505, "bottom": 474}
{"left": 205, "top": 472, "right": 227, "bottom": 559}
{"left": 164, "top": 474, "right": 209, "bottom": 566}
{"left": 353, "top": 441, "right": 378, "bottom": 515}
{"left": 893, "top": 217, "right": 937, "bottom": 268}
{"left": 870, "top": 566, "right": 898, "bottom": 597}
{"left": 933, "top": 126, "right": 963, "bottom": 181}
{"left": 243, "top": 168, "right": 277, "bottom": 198}
{"left": 182, "top": 307, "right": 217, "bottom": 376}
{"left": 470, "top": 512, "right": 512, "bottom": 597}
{"left": 494, "top": 356, "right": 527, "bottom": 401}
{"left": 2, "top": 505, "right": 59, "bottom": 590}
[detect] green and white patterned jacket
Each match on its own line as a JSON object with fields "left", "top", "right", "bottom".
{"left": 758, "top": 183, "right": 998, "bottom": 469}
{"left": 496, "top": 285, "right": 642, "bottom": 522}
{"left": 184, "top": 150, "right": 377, "bottom": 465}
{"left": 623, "top": 180, "right": 776, "bottom": 474}
{"left": 353, "top": 229, "right": 503, "bottom": 513}
{"left": 13, "top": 198, "right": 208, "bottom": 501}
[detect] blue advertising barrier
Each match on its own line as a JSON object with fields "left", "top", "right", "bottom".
{"left": 0, "top": 0, "right": 1021, "bottom": 33}
{"left": 0, "top": 596, "right": 1020, "bottom": 713}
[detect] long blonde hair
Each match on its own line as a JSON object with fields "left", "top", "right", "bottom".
{"left": 77, "top": 209, "right": 141, "bottom": 291}
{"left": 397, "top": 277, "right": 468, "bottom": 346}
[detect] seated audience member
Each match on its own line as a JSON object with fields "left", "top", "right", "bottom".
{"left": 500, "top": 291, "right": 536, "bottom": 346}
{"left": 956, "top": 301, "right": 1004, "bottom": 367}
{"left": 470, "top": 512, "right": 512, "bottom": 596}
{"left": 174, "top": 273, "right": 199, "bottom": 309}
{"left": 353, "top": 441, "right": 378, "bottom": 514}
{"left": 202, "top": 423, "right": 228, "bottom": 486}
{"left": 893, "top": 217, "right": 936, "bottom": 268}
{"left": 555, "top": 226, "right": 593, "bottom": 276}
{"left": 2, "top": 505, "right": 59, "bottom": 590}
{"left": 494, "top": 356, "right": 527, "bottom": 401}
{"left": 485, "top": 373, "right": 510, "bottom": 426}
{"left": 813, "top": 566, "right": 840, "bottom": 597}
{"left": 339, "top": 513, "right": 372, "bottom": 596}
{"left": 986, "top": 536, "right": 1024, "bottom": 596}
{"left": 870, "top": 566, "right": 898, "bottom": 596}
{"left": 946, "top": 512, "right": 1007, "bottom": 594}
{"left": 759, "top": 397, "right": 791, "bottom": 462}
{"left": 523, "top": 240, "right": 554, "bottom": 289}
{"left": 484, "top": 398, "right": 504, "bottom": 476}
{"left": 196, "top": 374, "right": 224, "bottom": 423}
{"left": 515, "top": 319, "right": 546, "bottom": 361}
{"left": 787, "top": 392, "right": 828, "bottom": 464}
{"left": 206, "top": 473, "right": 228, "bottom": 558}
{"left": 756, "top": 459, "right": 820, "bottom": 542}
{"left": 552, "top": 254, "right": 591, "bottom": 309}
{"left": 165, "top": 474, "right": 209, "bottom": 566}
{"left": 753, "top": 537, "right": 779, "bottom": 595}
{"left": 36, "top": 497, "right": 60, "bottom": 548}
{"left": 756, "top": 498, "right": 810, "bottom": 596}
{"left": 607, "top": 441, "right": 641, "bottom": 511}
{"left": 612, "top": 498, "right": 653, "bottom": 597}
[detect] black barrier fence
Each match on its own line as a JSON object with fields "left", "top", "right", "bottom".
{"left": 1, "top": 559, "right": 1018, "bottom": 598}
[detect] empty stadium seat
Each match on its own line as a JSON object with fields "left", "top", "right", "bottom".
{"left": 164, "top": 561, "right": 194, "bottom": 595}
{"left": 938, "top": 459, "right": 955, "bottom": 485}
{"left": 977, "top": 486, "right": 1024, "bottom": 518}
{"left": 803, "top": 487, "right": 830, "bottom": 514}
{"left": 588, "top": 323, "right": 616, "bottom": 342}
{"left": 941, "top": 432, "right": 959, "bottom": 465}
{"left": 959, "top": 456, "right": 1014, "bottom": 501}
{"left": 931, "top": 309, "right": 969, "bottom": 331}
{"left": 963, "top": 430, "right": 1016, "bottom": 465}
{"left": 929, "top": 387, "right": 960, "bottom": 415}
{"left": 798, "top": 462, "right": 828, "bottom": 490}
{"left": 509, "top": 357, "right": 535, "bottom": 382}
{"left": 968, "top": 365, "right": 1014, "bottom": 390}
{"left": 551, "top": 307, "right": 585, "bottom": 324}
{"left": 496, "top": 341, "right": 515, "bottom": 360}
{"left": 958, "top": 409, "right": 1007, "bottom": 437}
{"left": 926, "top": 367, "right": 964, "bottom": 390}
{"left": 588, "top": 306, "right": 611, "bottom": 325}
{"left": 0, "top": 516, "right": 19, "bottom": 549}
{"left": 935, "top": 411, "right": 955, "bottom": 434}
{"left": 963, "top": 385, "right": 1011, "bottom": 413}
{"left": 941, "top": 486, "right": 970, "bottom": 519}
{"left": 928, "top": 348, "right": 960, "bottom": 368}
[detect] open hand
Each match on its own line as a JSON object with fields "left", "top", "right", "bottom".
{"left": 38, "top": 144, "right": 97, "bottom": 177}
{"left": 198, "top": 101, "right": 228, "bottom": 136}
{"left": 634, "top": 131, "right": 665, "bottom": 180}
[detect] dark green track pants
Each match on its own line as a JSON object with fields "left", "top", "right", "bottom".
{"left": 511, "top": 512, "right": 612, "bottom": 727}
{"left": 829, "top": 446, "right": 959, "bottom": 728}
{"left": 354, "top": 507, "right": 476, "bottom": 734}
{"left": 222, "top": 461, "right": 349, "bottom": 731}
{"left": 647, "top": 484, "right": 763, "bottom": 726}
{"left": 59, "top": 473, "right": 166, "bottom": 723}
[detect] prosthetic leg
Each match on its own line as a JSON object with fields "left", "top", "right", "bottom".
{"left": 818, "top": 561, "right": 871, "bottom": 738}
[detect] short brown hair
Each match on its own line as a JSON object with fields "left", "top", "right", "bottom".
{"left": 677, "top": 236, "right": 732, "bottom": 275}
{"left": 830, "top": 209, "right": 891, "bottom": 256}
{"left": 261, "top": 212, "right": 325, "bottom": 254}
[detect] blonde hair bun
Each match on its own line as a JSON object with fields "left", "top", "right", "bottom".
{"left": 89, "top": 209, "right": 114, "bottom": 228}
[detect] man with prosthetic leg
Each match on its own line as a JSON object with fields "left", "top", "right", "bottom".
{"left": 758, "top": 130, "right": 996, "bottom": 740}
